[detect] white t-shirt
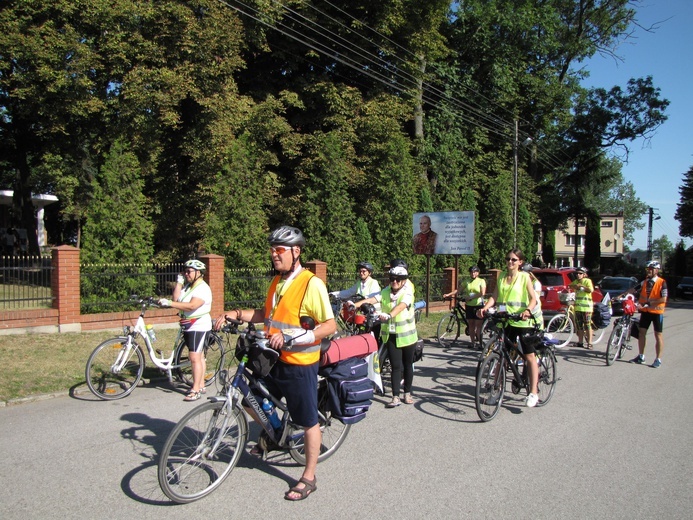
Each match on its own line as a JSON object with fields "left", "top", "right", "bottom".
{"left": 177, "top": 281, "right": 213, "bottom": 331}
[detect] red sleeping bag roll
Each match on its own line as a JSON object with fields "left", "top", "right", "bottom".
{"left": 320, "top": 334, "right": 378, "bottom": 367}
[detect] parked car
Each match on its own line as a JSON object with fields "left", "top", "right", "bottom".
{"left": 676, "top": 277, "right": 693, "bottom": 299}
{"left": 597, "top": 276, "right": 638, "bottom": 316}
{"left": 532, "top": 267, "right": 603, "bottom": 316}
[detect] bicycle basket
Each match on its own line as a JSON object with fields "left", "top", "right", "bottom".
{"left": 622, "top": 298, "right": 637, "bottom": 316}
{"left": 559, "top": 292, "right": 575, "bottom": 303}
{"left": 234, "top": 337, "right": 279, "bottom": 378}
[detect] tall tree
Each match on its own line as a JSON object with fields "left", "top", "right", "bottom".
{"left": 675, "top": 165, "right": 693, "bottom": 238}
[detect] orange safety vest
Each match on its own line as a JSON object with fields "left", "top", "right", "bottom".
{"left": 639, "top": 277, "right": 666, "bottom": 314}
{"left": 264, "top": 270, "right": 321, "bottom": 365}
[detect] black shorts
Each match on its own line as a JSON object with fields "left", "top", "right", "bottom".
{"left": 638, "top": 312, "right": 664, "bottom": 333}
{"left": 505, "top": 325, "right": 538, "bottom": 355}
{"left": 264, "top": 361, "right": 319, "bottom": 428}
{"left": 466, "top": 305, "right": 482, "bottom": 321}
{"left": 183, "top": 330, "right": 210, "bottom": 354}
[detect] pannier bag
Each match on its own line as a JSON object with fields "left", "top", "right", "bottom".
{"left": 320, "top": 356, "right": 373, "bottom": 424}
{"left": 413, "top": 339, "right": 425, "bottom": 362}
{"left": 592, "top": 302, "right": 611, "bottom": 329}
{"left": 234, "top": 338, "right": 279, "bottom": 378}
{"left": 320, "top": 333, "right": 377, "bottom": 367}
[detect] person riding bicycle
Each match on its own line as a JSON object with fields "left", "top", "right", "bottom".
{"left": 624, "top": 260, "right": 667, "bottom": 368}
{"left": 477, "top": 248, "right": 540, "bottom": 408}
{"left": 355, "top": 265, "right": 418, "bottom": 407}
{"left": 568, "top": 266, "right": 594, "bottom": 349}
{"left": 521, "top": 263, "right": 544, "bottom": 329}
{"left": 443, "top": 265, "right": 487, "bottom": 349}
{"left": 329, "top": 261, "right": 381, "bottom": 309}
{"left": 158, "top": 259, "right": 212, "bottom": 402}
{"left": 215, "top": 225, "right": 336, "bottom": 501}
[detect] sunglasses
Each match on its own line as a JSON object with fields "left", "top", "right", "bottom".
{"left": 270, "top": 246, "right": 292, "bottom": 255}
{"left": 184, "top": 268, "right": 196, "bottom": 274}
{"left": 389, "top": 277, "right": 406, "bottom": 282}
{"left": 505, "top": 257, "right": 520, "bottom": 263}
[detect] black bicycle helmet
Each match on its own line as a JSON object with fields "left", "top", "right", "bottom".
{"left": 575, "top": 266, "right": 588, "bottom": 274}
{"left": 267, "top": 226, "right": 306, "bottom": 247}
{"left": 357, "top": 261, "right": 374, "bottom": 273}
{"left": 469, "top": 265, "right": 480, "bottom": 273}
{"left": 389, "top": 258, "right": 408, "bottom": 270}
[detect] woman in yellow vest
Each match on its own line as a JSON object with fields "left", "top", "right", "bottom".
{"left": 215, "top": 226, "right": 336, "bottom": 501}
{"left": 478, "top": 249, "right": 540, "bottom": 408}
{"left": 568, "top": 266, "right": 594, "bottom": 349}
{"left": 356, "top": 265, "right": 418, "bottom": 407}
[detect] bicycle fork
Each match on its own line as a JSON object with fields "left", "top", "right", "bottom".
{"left": 111, "top": 336, "right": 136, "bottom": 373}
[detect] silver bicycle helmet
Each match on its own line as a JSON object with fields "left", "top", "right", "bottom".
{"left": 268, "top": 226, "right": 306, "bottom": 247}
{"left": 646, "top": 260, "right": 661, "bottom": 270}
{"left": 185, "top": 259, "right": 206, "bottom": 271}
{"left": 357, "top": 261, "right": 374, "bottom": 273}
{"left": 575, "top": 266, "right": 588, "bottom": 274}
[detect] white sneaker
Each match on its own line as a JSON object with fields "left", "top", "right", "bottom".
{"left": 525, "top": 393, "right": 539, "bottom": 408}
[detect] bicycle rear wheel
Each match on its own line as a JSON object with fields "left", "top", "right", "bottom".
{"left": 591, "top": 318, "right": 608, "bottom": 345}
{"left": 437, "top": 313, "right": 460, "bottom": 346}
{"left": 85, "top": 337, "right": 144, "bottom": 400}
{"left": 475, "top": 352, "right": 505, "bottom": 422}
{"left": 546, "top": 313, "right": 574, "bottom": 348}
{"left": 289, "top": 380, "right": 351, "bottom": 464}
{"left": 606, "top": 322, "right": 624, "bottom": 366}
{"left": 158, "top": 400, "right": 248, "bottom": 504}
{"left": 175, "top": 333, "right": 227, "bottom": 388}
{"left": 536, "top": 349, "right": 557, "bottom": 406}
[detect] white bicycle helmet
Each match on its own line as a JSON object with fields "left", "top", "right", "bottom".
{"left": 268, "top": 226, "right": 306, "bottom": 247}
{"left": 185, "top": 259, "right": 206, "bottom": 271}
{"left": 388, "top": 266, "right": 409, "bottom": 279}
{"left": 646, "top": 260, "right": 661, "bottom": 270}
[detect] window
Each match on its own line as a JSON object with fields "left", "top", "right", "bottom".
{"left": 601, "top": 221, "right": 613, "bottom": 228}
{"left": 565, "top": 234, "right": 585, "bottom": 246}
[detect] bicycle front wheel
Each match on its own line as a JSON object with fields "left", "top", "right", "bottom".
{"left": 86, "top": 337, "right": 144, "bottom": 400}
{"left": 546, "top": 314, "right": 574, "bottom": 348}
{"left": 606, "top": 322, "right": 624, "bottom": 366}
{"left": 591, "top": 319, "right": 608, "bottom": 345}
{"left": 437, "top": 313, "right": 460, "bottom": 347}
{"left": 158, "top": 400, "right": 248, "bottom": 504}
{"left": 175, "top": 333, "right": 227, "bottom": 388}
{"left": 536, "top": 349, "right": 557, "bottom": 406}
{"left": 475, "top": 352, "right": 505, "bottom": 422}
{"left": 289, "top": 381, "right": 351, "bottom": 464}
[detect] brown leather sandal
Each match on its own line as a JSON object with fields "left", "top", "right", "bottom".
{"left": 284, "top": 476, "right": 317, "bottom": 501}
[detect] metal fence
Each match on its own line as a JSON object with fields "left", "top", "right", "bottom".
{"left": 327, "top": 270, "right": 445, "bottom": 302}
{"left": 224, "top": 268, "right": 274, "bottom": 308}
{"left": 80, "top": 262, "right": 185, "bottom": 314}
{"left": 0, "top": 255, "right": 53, "bottom": 309}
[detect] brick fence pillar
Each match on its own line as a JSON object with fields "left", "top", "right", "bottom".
{"left": 304, "top": 260, "right": 327, "bottom": 284}
{"left": 487, "top": 269, "right": 501, "bottom": 296}
{"left": 52, "top": 246, "right": 81, "bottom": 332}
{"left": 201, "top": 254, "right": 225, "bottom": 318}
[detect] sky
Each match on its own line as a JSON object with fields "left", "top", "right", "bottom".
{"left": 581, "top": 0, "right": 692, "bottom": 251}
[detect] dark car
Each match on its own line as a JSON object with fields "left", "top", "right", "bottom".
{"left": 598, "top": 276, "right": 638, "bottom": 316}
{"left": 532, "top": 267, "right": 603, "bottom": 316}
{"left": 676, "top": 277, "right": 693, "bottom": 299}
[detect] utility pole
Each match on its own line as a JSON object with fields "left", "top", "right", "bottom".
{"left": 513, "top": 119, "right": 518, "bottom": 247}
{"left": 646, "top": 206, "right": 660, "bottom": 261}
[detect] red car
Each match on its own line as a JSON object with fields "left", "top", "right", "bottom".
{"left": 532, "top": 267, "right": 603, "bottom": 315}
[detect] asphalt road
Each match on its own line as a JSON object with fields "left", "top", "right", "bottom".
{"left": 1, "top": 302, "right": 692, "bottom": 519}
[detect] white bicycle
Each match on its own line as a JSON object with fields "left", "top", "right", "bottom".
{"left": 85, "top": 296, "right": 227, "bottom": 400}
{"left": 545, "top": 292, "right": 608, "bottom": 348}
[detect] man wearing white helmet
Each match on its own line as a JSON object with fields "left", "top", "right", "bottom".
{"left": 355, "top": 265, "right": 418, "bottom": 407}
{"left": 215, "top": 225, "right": 335, "bottom": 501}
{"left": 627, "top": 261, "right": 668, "bottom": 368}
{"left": 158, "top": 259, "right": 213, "bottom": 401}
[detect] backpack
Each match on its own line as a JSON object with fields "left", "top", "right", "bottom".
{"left": 593, "top": 302, "right": 611, "bottom": 329}
{"left": 320, "top": 356, "right": 373, "bottom": 424}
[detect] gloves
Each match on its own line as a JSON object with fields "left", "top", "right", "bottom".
{"left": 379, "top": 313, "right": 391, "bottom": 321}
{"left": 176, "top": 274, "right": 185, "bottom": 285}
{"left": 158, "top": 298, "right": 172, "bottom": 307}
{"left": 329, "top": 291, "right": 339, "bottom": 298}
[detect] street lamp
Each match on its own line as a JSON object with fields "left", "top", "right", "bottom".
{"left": 513, "top": 119, "right": 533, "bottom": 246}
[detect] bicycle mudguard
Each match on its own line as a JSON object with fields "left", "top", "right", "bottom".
{"left": 320, "top": 334, "right": 378, "bottom": 367}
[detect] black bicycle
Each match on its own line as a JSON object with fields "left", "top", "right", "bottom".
{"left": 437, "top": 295, "right": 492, "bottom": 347}
{"left": 475, "top": 311, "right": 558, "bottom": 422}
{"left": 158, "top": 318, "right": 350, "bottom": 503}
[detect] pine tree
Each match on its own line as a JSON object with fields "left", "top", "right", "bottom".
{"left": 675, "top": 166, "right": 693, "bottom": 237}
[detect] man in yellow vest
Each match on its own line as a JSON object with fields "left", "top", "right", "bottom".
{"left": 216, "top": 226, "right": 336, "bottom": 500}
{"left": 628, "top": 261, "right": 667, "bottom": 368}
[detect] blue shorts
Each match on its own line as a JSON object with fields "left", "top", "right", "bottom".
{"left": 638, "top": 312, "right": 664, "bottom": 333}
{"left": 265, "top": 361, "right": 319, "bottom": 428}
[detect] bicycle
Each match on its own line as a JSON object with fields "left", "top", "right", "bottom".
{"left": 475, "top": 311, "right": 558, "bottom": 422}
{"left": 157, "top": 318, "right": 350, "bottom": 504}
{"left": 605, "top": 296, "right": 638, "bottom": 366}
{"left": 437, "top": 295, "right": 492, "bottom": 347}
{"left": 85, "top": 296, "right": 226, "bottom": 400}
{"left": 545, "top": 292, "right": 608, "bottom": 348}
